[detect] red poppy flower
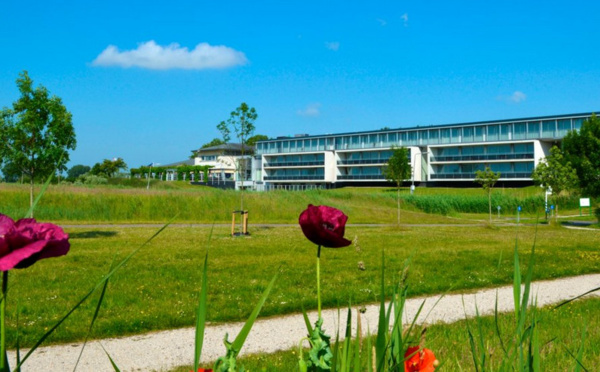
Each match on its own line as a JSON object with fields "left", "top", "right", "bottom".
{"left": 190, "top": 369, "right": 213, "bottom": 372}
{"left": 0, "top": 214, "right": 70, "bottom": 271}
{"left": 404, "top": 346, "right": 437, "bottom": 372}
{"left": 299, "top": 204, "right": 351, "bottom": 248}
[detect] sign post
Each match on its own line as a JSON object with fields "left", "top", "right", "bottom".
{"left": 580, "top": 198, "right": 591, "bottom": 216}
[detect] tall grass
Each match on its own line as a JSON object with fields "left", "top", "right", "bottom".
{"left": 1, "top": 183, "right": 583, "bottom": 223}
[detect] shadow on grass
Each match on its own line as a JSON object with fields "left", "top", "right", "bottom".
{"left": 69, "top": 231, "right": 118, "bottom": 239}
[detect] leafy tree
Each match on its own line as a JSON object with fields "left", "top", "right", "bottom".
{"left": 383, "top": 147, "right": 411, "bottom": 226}
{"left": 90, "top": 158, "right": 128, "bottom": 178}
{"left": 217, "top": 102, "right": 258, "bottom": 212}
{"left": 475, "top": 166, "right": 501, "bottom": 224}
{"left": 531, "top": 146, "right": 578, "bottom": 218}
{"left": 246, "top": 134, "right": 268, "bottom": 147}
{"left": 0, "top": 71, "right": 76, "bottom": 214}
{"left": 201, "top": 138, "right": 226, "bottom": 149}
{"left": 67, "top": 164, "right": 91, "bottom": 181}
{"left": 562, "top": 114, "right": 600, "bottom": 197}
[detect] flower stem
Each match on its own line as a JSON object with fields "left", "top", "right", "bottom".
{"left": 1, "top": 271, "right": 7, "bottom": 372}
{"left": 317, "top": 245, "right": 321, "bottom": 319}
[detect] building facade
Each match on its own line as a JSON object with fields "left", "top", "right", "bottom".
{"left": 253, "top": 112, "right": 594, "bottom": 190}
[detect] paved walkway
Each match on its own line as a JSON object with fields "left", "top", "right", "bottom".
{"left": 7, "top": 274, "right": 600, "bottom": 371}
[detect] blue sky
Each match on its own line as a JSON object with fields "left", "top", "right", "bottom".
{"left": 2, "top": 1, "right": 600, "bottom": 169}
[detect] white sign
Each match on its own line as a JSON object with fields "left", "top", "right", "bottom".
{"left": 580, "top": 198, "right": 591, "bottom": 207}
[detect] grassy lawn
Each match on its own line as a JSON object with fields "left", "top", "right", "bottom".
{"left": 0, "top": 182, "right": 591, "bottom": 224}
{"left": 169, "top": 297, "right": 600, "bottom": 371}
{"left": 5, "top": 222, "right": 599, "bottom": 348}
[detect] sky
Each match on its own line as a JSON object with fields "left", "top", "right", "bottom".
{"left": 2, "top": 0, "right": 600, "bottom": 169}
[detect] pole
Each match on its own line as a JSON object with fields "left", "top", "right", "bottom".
{"left": 146, "top": 163, "right": 152, "bottom": 190}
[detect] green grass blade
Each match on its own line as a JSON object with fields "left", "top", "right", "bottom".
{"left": 73, "top": 257, "right": 114, "bottom": 372}
{"left": 353, "top": 309, "right": 361, "bottom": 372}
{"left": 23, "top": 166, "right": 55, "bottom": 219}
{"left": 513, "top": 238, "right": 521, "bottom": 319}
{"left": 15, "top": 217, "right": 176, "bottom": 369}
{"left": 375, "top": 249, "right": 387, "bottom": 372}
{"left": 555, "top": 286, "right": 600, "bottom": 309}
{"left": 100, "top": 343, "right": 121, "bottom": 372}
{"left": 230, "top": 270, "right": 279, "bottom": 353}
{"left": 301, "top": 304, "right": 314, "bottom": 335}
{"left": 193, "top": 253, "right": 209, "bottom": 372}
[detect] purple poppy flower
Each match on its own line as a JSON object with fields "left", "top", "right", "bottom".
{"left": 299, "top": 204, "right": 351, "bottom": 248}
{"left": 0, "top": 214, "right": 70, "bottom": 271}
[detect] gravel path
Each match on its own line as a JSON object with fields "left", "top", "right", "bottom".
{"left": 8, "top": 274, "right": 600, "bottom": 372}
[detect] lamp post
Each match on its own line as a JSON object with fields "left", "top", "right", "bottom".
{"left": 411, "top": 151, "right": 430, "bottom": 194}
{"left": 146, "top": 163, "right": 153, "bottom": 190}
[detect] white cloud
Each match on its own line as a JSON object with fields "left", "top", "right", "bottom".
{"left": 509, "top": 91, "right": 527, "bottom": 103}
{"left": 297, "top": 103, "right": 321, "bottom": 117}
{"left": 498, "top": 91, "right": 527, "bottom": 104}
{"left": 325, "top": 41, "right": 340, "bottom": 51}
{"left": 92, "top": 40, "right": 248, "bottom": 70}
{"left": 376, "top": 18, "right": 387, "bottom": 26}
{"left": 401, "top": 13, "right": 409, "bottom": 27}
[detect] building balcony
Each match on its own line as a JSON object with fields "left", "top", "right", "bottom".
{"left": 430, "top": 172, "right": 532, "bottom": 180}
{"left": 337, "top": 159, "right": 390, "bottom": 165}
{"left": 264, "top": 161, "right": 324, "bottom": 167}
{"left": 264, "top": 175, "right": 325, "bottom": 181}
{"left": 337, "top": 174, "right": 386, "bottom": 180}
{"left": 431, "top": 153, "right": 534, "bottom": 162}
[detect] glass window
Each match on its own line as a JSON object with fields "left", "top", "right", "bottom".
{"left": 514, "top": 123, "right": 526, "bottom": 139}
{"left": 558, "top": 119, "right": 571, "bottom": 133}
{"left": 527, "top": 121, "right": 540, "bottom": 138}
{"left": 487, "top": 125, "right": 499, "bottom": 141}
{"left": 429, "top": 129, "right": 439, "bottom": 144}
{"left": 451, "top": 128, "right": 461, "bottom": 142}
{"left": 388, "top": 133, "right": 397, "bottom": 143}
{"left": 463, "top": 127, "right": 474, "bottom": 142}
{"left": 573, "top": 118, "right": 584, "bottom": 130}
{"left": 472, "top": 146, "right": 484, "bottom": 155}
{"left": 514, "top": 162, "right": 534, "bottom": 172}
{"left": 514, "top": 143, "right": 533, "bottom": 154}
{"left": 542, "top": 120, "right": 555, "bottom": 137}
{"left": 490, "top": 162, "right": 511, "bottom": 172}
{"left": 407, "top": 131, "right": 417, "bottom": 144}
{"left": 474, "top": 126, "right": 484, "bottom": 141}
{"left": 440, "top": 129, "right": 450, "bottom": 143}
{"left": 500, "top": 124, "right": 511, "bottom": 140}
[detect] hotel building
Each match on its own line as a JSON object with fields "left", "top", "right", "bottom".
{"left": 253, "top": 112, "right": 594, "bottom": 190}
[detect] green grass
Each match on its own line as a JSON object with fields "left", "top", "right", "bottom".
{"left": 4, "top": 223, "right": 600, "bottom": 348}
{"left": 169, "top": 298, "right": 600, "bottom": 372}
{"left": 0, "top": 183, "right": 591, "bottom": 224}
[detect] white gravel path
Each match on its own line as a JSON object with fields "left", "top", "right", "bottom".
{"left": 7, "top": 274, "right": 600, "bottom": 372}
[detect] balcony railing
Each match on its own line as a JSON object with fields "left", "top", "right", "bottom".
{"left": 264, "top": 175, "right": 325, "bottom": 181}
{"left": 431, "top": 153, "right": 534, "bottom": 162}
{"left": 337, "top": 159, "right": 390, "bottom": 165}
{"left": 264, "top": 161, "right": 324, "bottom": 167}
{"left": 431, "top": 172, "right": 532, "bottom": 180}
{"left": 337, "top": 174, "right": 386, "bottom": 180}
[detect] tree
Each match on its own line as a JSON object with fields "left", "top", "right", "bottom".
{"left": 383, "top": 147, "right": 411, "bottom": 226}
{"left": 531, "top": 146, "right": 578, "bottom": 218}
{"left": 246, "top": 134, "right": 268, "bottom": 147}
{"left": 90, "top": 158, "right": 128, "bottom": 178}
{"left": 67, "top": 164, "right": 91, "bottom": 181}
{"left": 217, "top": 102, "right": 257, "bottom": 211}
{"left": 201, "top": 138, "right": 225, "bottom": 149}
{"left": 0, "top": 71, "right": 76, "bottom": 215}
{"left": 562, "top": 114, "right": 600, "bottom": 197}
{"left": 475, "top": 166, "right": 501, "bottom": 224}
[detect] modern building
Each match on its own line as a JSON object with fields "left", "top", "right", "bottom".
{"left": 253, "top": 112, "right": 594, "bottom": 190}
{"left": 193, "top": 143, "right": 254, "bottom": 188}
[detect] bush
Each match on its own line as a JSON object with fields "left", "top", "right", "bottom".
{"left": 75, "top": 174, "right": 108, "bottom": 185}
{"left": 595, "top": 207, "right": 600, "bottom": 223}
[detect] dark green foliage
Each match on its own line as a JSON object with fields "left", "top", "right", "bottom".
{"left": 246, "top": 134, "right": 268, "bottom": 147}
{"left": 200, "top": 138, "right": 225, "bottom": 149}
{"left": 90, "top": 158, "right": 128, "bottom": 178}
{"left": 563, "top": 114, "right": 600, "bottom": 197}
{"left": 383, "top": 147, "right": 411, "bottom": 188}
{"left": 67, "top": 164, "right": 91, "bottom": 181}
{"left": 0, "top": 71, "right": 76, "bottom": 180}
{"left": 306, "top": 317, "right": 333, "bottom": 371}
